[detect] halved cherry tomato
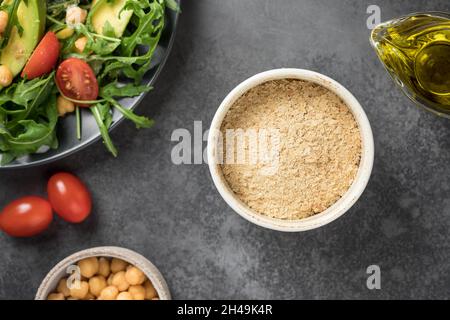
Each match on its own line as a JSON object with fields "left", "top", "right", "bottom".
{"left": 21, "top": 32, "right": 60, "bottom": 80}
{"left": 55, "top": 58, "right": 99, "bottom": 106}
{"left": 47, "top": 172, "right": 92, "bottom": 223}
{"left": 0, "top": 196, "right": 53, "bottom": 237}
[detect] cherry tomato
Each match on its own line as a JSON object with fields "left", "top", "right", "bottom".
{"left": 0, "top": 196, "right": 53, "bottom": 237}
{"left": 21, "top": 32, "right": 60, "bottom": 80}
{"left": 47, "top": 172, "right": 92, "bottom": 223}
{"left": 55, "top": 58, "right": 99, "bottom": 106}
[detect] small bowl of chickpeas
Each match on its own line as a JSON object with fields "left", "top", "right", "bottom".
{"left": 35, "top": 246, "right": 171, "bottom": 300}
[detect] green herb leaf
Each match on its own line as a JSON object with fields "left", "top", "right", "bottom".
{"left": 6, "top": 72, "right": 56, "bottom": 130}
{"left": 100, "top": 81, "right": 151, "bottom": 98}
{"left": 75, "top": 24, "right": 121, "bottom": 56}
{"left": 0, "top": 95, "right": 58, "bottom": 164}
{"left": 121, "top": 0, "right": 164, "bottom": 55}
{"left": 108, "top": 98, "right": 153, "bottom": 129}
{"left": 91, "top": 104, "right": 117, "bottom": 157}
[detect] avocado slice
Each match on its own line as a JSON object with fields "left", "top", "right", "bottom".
{"left": 91, "top": 0, "right": 133, "bottom": 37}
{"left": 0, "top": 0, "right": 46, "bottom": 78}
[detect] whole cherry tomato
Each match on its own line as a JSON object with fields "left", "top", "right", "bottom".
{"left": 55, "top": 58, "right": 99, "bottom": 105}
{"left": 47, "top": 172, "right": 92, "bottom": 223}
{"left": 22, "top": 32, "right": 60, "bottom": 79}
{"left": 0, "top": 196, "right": 53, "bottom": 237}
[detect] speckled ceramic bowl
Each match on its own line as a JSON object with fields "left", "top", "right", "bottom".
{"left": 35, "top": 246, "right": 171, "bottom": 300}
{"left": 207, "top": 68, "right": 374, "bottom": 232}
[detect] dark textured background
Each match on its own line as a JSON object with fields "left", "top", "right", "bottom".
{"left": 1, "top": 0, "right": 450, "bottom": 300}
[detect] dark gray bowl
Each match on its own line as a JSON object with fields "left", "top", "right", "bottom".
{"left": 1, "top": 2, "right": 180, "bottom": 169}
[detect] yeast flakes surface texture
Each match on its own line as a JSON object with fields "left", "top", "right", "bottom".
{"left": 220, "top": 79, "right": 362, "bottom": 220}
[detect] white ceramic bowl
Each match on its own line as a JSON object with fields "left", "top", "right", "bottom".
{"left": 207, "top": 68, "right": 374, "bottom": 232}
{"left": 35, "top": 246, "right": 171, "bottom": 300}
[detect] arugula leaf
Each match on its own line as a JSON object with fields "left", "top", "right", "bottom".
{"left": 0, "top": 95, "right": 58, "bottom": 164}
{"left": 75, "top": 24, "right": 121, "bottom": 56}
{"left": 6, "top": 72, "right": 56, "bottom": 130}
{"left": 60, "top": 33, "right": 79, "bottom": 56}
{"left": 0, "top": 153, "right": 15, "bottom": 166}
{"left": 100, "top": 81, "right": 151, "bottom": 97}
{"left": 119, "top": 0, "right": 165, "bottom": 82}
{"left": 91, "top": 104, "right": 117, "bottom": 157}
{"left": 108, "top": 98, "right": 154, "bottom": 129}
{"left": 0, "top": 73, "right": 57, "bottom": 164}
{"left": 0, "top": 73, "right": 55, "bottom": 117}
{"left": 102, "top": 21, "right": 117, "bottom": 38}
{"left": 100, "top": 82, "right": 153, "bottom": 130}
{"left": 96, "top": 101, "right": 113, "bottom": 129}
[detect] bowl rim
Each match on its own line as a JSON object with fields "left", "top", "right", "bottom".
{"left": 35, "top": 246, "right": 171, "bottom": 300}
{"left": 207, "top": 68, "right": 375, "bottom": 232}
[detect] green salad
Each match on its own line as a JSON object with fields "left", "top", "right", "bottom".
{"left": 0, "top": 0, "right": 178, "bottom": 165}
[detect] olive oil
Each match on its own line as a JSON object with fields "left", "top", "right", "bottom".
{"left": 371, "top": 12, "right": 450, "bottom": 116}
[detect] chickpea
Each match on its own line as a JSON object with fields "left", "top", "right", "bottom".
{"left": 128, "top": 285, "right": 145, "bottom": 300}
{"left": 98, "top": 257, "right": 111, "bottom": 277}
{"left": 0, "top": 11, "right": 8, "bottom": 34}
{"left": 110, "top": 258, "right": 128, "bottom": 273}
{"left": 47, "top": 259, "right": 159, "bottom": 301}
{"left": 116, "top": 292, "right": 133, "bottom": 300}
{"left": 125, "top": 266, "right": 145, "bottom": 285}
{"left": 74, "top": 36, "right": 88, "bottom": 53}
{"left": 144, "top": 280, "right": 158, "bottom": 300}
{"left": 56, "top": 95, "right": 75, "bottom": 117}
{"left": 69, "top": 280, "right": 89, "bottom": 299}
{"left": 66, "top": 6, "right": 87, "bottom": 26}
{"left": 107, "top": 273, "right": 114, "bottom": 286}
{"left": 77, "top": 257, "right": 99, "bottom": 278}
{"left": 47, "top": 293, "right": 65, "bottom": 300}
{"left": 83, "top": 292, "right": 95, "bottom": 300}
{"left": 99, "top": 286, "right": 119, "bottom": 300}
{"left": 0, "top": 65, "right": 13, "bottom": 88}
{"left": 112, "top": 271, "right": 130, "bottom": 291}
{"left": 89, "top": 276, "right": 107, "bottom": 297}
{"left": 56, "top": 27, "right": 74, "bottom": 40}
{"left": 56, "top": 278, "right": 71, "bottom": 297}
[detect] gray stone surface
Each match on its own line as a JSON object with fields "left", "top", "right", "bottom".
{"left": 1, "top": 0, "right": 450, "bottom": 300}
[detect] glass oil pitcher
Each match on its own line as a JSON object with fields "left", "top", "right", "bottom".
{"left": 370, "top": 12, "right": 450, "bottom": 117}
